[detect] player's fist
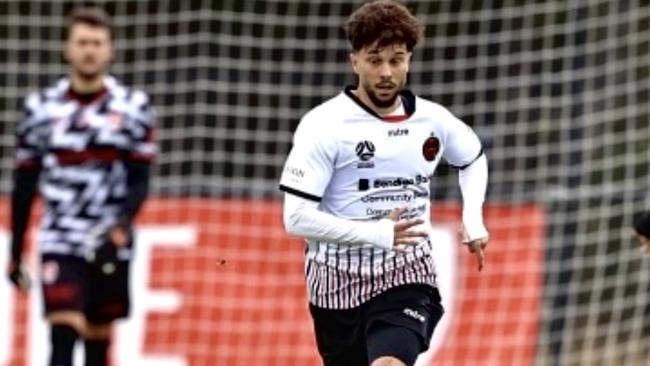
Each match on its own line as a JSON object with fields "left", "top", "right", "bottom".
{"left": 636, "top": 233, "right": 650, "bottom": 254}
{"left": 387, "top": 207, "right": 428, "bottom": 248}
{"left": 109, "top": 225, "right": 130, "bottom": 248}
{"left": 7, "top": 262, "right": 31, "bottom": 291}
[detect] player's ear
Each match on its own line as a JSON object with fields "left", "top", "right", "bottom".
{"left": 63, "top": 39, "right": 72, "bottom": 63}
{"left": 405, "top": 51, "right": 413, "bottom": 72}
{"left": 350, "top": 52, "right": 359, "bottom": 74}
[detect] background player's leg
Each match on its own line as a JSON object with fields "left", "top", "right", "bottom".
{"left": 84, "top": 323, "right": 112, "bottom": 366}
{"left": 47, "top": 311, "right": 86, "bottom": 366}
{"left": 42, "top": 255, "right": 87, "bottom": 366}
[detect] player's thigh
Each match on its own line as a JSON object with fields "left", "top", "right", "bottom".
{"left": 365, "top": 284, "right": 444, "bottom": 365}
{"left": 309, "top": 303, "right": 368, "bottom": 366}
{"left": 371, "top": 356, "right": 408, "bottom": 366}
{"left": 85, "top": 242, "right": 132, "bottom": 325}
{"left": 41, "top": 255, "right": 87, "bottom": 317}
{"left": 366, "top": 324, "right": 419, "bottom": 366}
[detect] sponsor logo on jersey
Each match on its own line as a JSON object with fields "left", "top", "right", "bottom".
{"left": 284, "top": 165, "right": 305, "bottom": 178}
{"left": 355, "top": 140, "right": 375, "bottom": 168}
{"left": 373, "top": 174, "right": 429, "bottom": 188}
{"left": 422, "top": 135, "right": 440, "bottom": 161}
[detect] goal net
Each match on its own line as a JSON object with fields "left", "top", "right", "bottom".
{"left": 0, "top": 1, "right": 649, "bottom": 365}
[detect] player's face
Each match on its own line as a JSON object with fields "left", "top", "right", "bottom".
{"left": 351, "top": 43, "right": 411, "bottom": 109}
{"left": 65, "top": 23, "right": 113, "bottom": 80}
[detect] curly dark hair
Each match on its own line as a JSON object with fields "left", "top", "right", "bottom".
{"left": 345, "top": 0, "right": 424, "bottom": 52}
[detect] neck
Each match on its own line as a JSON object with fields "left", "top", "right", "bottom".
{"left": 353, "top": 86, "right": 400, "bottom": 116}
{"left": 70, "top": 72, "right": 105, "bottom": 94}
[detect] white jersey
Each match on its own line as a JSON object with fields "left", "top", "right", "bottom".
{"left": 280, "top": 87, "right": 483, "bottom": 309}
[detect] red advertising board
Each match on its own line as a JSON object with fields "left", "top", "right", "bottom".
{"left": 0, "top": 199, "right": 542, "bottom": 365}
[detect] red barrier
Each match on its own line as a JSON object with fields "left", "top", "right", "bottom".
{"left": 0, "top": 199, "right": 542, "bottom": 365}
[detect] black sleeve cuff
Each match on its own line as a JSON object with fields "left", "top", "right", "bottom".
{"left": 450, "top": 149, "right": 484, "bottom": 170}
{"left": 279, "top": 184, "right": 322, "bottom": 202}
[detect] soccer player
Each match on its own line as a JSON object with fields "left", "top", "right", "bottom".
{"left": 279, "top": 1, "right": 489, "bottom": 365}
{"left": 634, "top": 212, "right": 650, "bottom": 252}
{"left": 6, "top": 6, "right": 155, "bottom": 366}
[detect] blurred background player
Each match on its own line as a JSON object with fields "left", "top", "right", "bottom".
{"left": 6, "top": 6, "right": 155, "bottom": 366}
{"left": 279, "top": 1, "right": 488, "bottom": 365}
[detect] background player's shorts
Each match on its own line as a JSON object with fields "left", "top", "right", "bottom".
{"left": 309, "top": 284, "right": 444, "bottom": 366}
{"left": 41, "top": 241, "right": 132, "bottom": 324}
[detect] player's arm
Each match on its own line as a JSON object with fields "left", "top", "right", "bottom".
{"left": 458, "top": 153, "right": 489, "bottom": 270}
{"left": 633, "top": 212, "right": 650, "bottom": 253}
{"left": 8, "top": 94, "right": 44, "bottom": 289}
{"left": 443, "top": 112, "right": 489, "bottom": 271}
{"left": 283, "top": 193, "right": 426, "bottom": 249}
{"left": 111, "top": 91, "right": 156, "bottom": 246}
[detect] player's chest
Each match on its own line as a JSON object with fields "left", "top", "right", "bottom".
{"left": 45, "top": 102, "right": 130, "bottom": 149}
{"left": 334, "top": 121, "right": 444, "bottom": 173}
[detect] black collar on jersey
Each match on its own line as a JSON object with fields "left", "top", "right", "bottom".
{"left": 65, "top": 86, "right": 108, "bottom": 105}
{"left": 344, "top": 85, "right": 416, "bottom": 121}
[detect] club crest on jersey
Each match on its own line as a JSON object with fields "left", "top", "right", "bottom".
{"left": 355, "top": 140, "right": 375, "bottom": 168}
{"left": 41, "top": 260, "right": 59, "bottom": 285}
{"left": 107, "top": 111, "right": 125, "bottom": 129}
{"left": 422, "top": 135, "right": 440, "bottom": 162}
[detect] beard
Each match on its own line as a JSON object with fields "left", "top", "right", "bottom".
{"left": 72, "top": 58, "right": 109, "bottom": 81}
{"left": 362, "top": 79, "right": 404, "bottom": 109}
{"left": 74, "top": 67, "right": 104, "bottom": 81}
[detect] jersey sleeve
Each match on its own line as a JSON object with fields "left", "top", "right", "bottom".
{"left": 14, "top": 93, "right": 46, "bottom": 170}
{"left": 441, "top": 112, "right": 483, "bottom": 169}
{"left": 279, "top": 115, "right": 335, "bottom": 202}
{"left": 126, "top": 90, "right": 157, "bottom": 163}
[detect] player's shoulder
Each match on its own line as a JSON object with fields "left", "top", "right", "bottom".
{"left": 23, "top": 78, "right": 68, "bottom": 109}
{"left": 20, "top": 79, "right": 68, "bottom": 125}
{"left": 414, "top": 96, "right": 458, "bottom": 121}
{"left": 105, "top": 76, "right": 151, "bottom": 106}
{"left": 298, "top": 92, "right": 349, "bottom": 131}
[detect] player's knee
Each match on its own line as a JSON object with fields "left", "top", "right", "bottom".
{"left": 370, "top": 356, "right": 408, "bottom": 366}
{"left": 85, "top": 322, "right": 112, "bottom": 340}
{"left": 47, "top": 310, "right": 86, "bottom": 334}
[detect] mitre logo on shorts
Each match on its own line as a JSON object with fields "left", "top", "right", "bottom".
{"left": 422, "top": 135, "right": 440, "bottom": 162}
{"left": 355, "top": 140, "right": 375, "bottom": 168}
{"left": 42, "top": 261, "right": 60, "bottom": 285}
{"left": 403, "top": 307, "right": 426, "bottom": 323}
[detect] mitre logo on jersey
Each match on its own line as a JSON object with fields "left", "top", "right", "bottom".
{"left": 422, "top": 134, "right": 440, "bottom": 162}
{"left": 388, "top": 128, "right": 409, "bottom": 137}
{"left": 356, "top": 140, "right": 375, "bottom": 168}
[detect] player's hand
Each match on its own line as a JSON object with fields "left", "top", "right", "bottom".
{"left": 109, "top": 225, "right": 130, "bottom": 248}
{"left": 387, "top": 207, "right": 428, "bottom": 248}
{"left": 461, "top": 225, "right": 489, "bottom": 272}
{"left": 7, "top": 261, "right": 31, "bottom": 291}
{"left": 636, "top": 233, "right": 650, "bottom": 253}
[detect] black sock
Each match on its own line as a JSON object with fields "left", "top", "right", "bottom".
{"left": 84, "top": 338, "right": 110, "bottom": 366}
{"left": 50, "top": 324, "right": 78, "bottom": 366}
